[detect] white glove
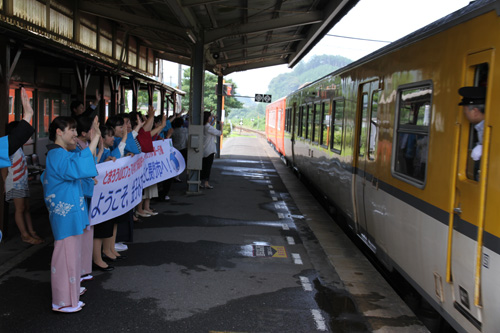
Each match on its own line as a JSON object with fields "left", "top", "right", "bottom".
{"left": 471, "top": 144, "right": 482, "bottom": 161}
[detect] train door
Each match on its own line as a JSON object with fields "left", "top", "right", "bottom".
{"left": 353, "top": 80, "right": 378, "bottom": 249}
{"left": 450, "top": 51, "right": 492, "bottom": 330}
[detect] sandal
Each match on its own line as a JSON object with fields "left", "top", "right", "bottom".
{"left": 52, "top": 302, "right": 84, "bottom": 313}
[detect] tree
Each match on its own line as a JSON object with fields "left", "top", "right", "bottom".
{"left": 180, "top": 69, "right": 244, "bottom": 117}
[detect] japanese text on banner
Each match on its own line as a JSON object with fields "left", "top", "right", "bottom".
{"left": 89, "top": 139, "right": 185, "bottom": 225}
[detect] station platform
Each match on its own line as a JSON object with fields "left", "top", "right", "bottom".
{"left": 0, "top": 133, "right": 428, "bottom": 332}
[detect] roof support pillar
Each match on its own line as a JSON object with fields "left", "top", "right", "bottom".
{"left": 187, "top": 31, "right": 205, "bottom": 194}
{"left": 108, "top": 75, "right": 121, "bottom": 117}
{"left": 0, "top": 37, "right": 22, "bottom": 236}
{"left": 215, "top": 75, "right": 223, "bottom": 158}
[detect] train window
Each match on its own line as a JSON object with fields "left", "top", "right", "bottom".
{"left": 285, "top": 107, "right": 292, "bottom": 132}
{"left": 307, "top": 104, "right": 314, "bottom": 140}
{"left": 393, "top": 83, "right": 432, "bottom": 186}
{"left": 331, "top": 99, "right": 344, "bottom": 153}
{"left": 313, "top": 103, "right": 321, "bottom": 143}
{"left": 359, "top": 94, "right": 369, "bottom": 156}
{"left": 302, "top": 105, "right": 308, "bottom": 138}
{"left": 466, "top": 63, "right": 488, "bottom": 181}
{"left": 320, "top": 101, "right": 330, "bottom": 147}
{"left": 368, "top": 91, "right": 380, "bottom": 160}
{"left": 268, "top": 109, "right": 276, "bottom": 129}
{"left": 296, "top": 106, "right": 300, "bottom": 136}
{"left": 277, "top": 109, "right": 282, "bottom": 131}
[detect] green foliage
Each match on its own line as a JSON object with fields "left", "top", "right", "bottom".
{"left": 180, "top": 69, "right": 244, "bottom": 117}
{"left": 222, "top": 122, "right": 231, "bottom": 137}
{"left": 268, "top": 55, "right": 352, "bottom": 100}
{"left": 228, "top": 54, "right": 353, "bottom": 131}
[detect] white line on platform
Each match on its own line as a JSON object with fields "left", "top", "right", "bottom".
{"left": 272, "top": 197, "right": 278, "bottom": 201}
{"left": 270, "top": 190, "right": 275, "bottom": 195}
{"left": 282, "top": 223, "right": 289, "bottom": 230}
{"left": 311, "top": 309, "right": 327, "bottom": 331}
{"left": 292, "top": 253, "right": 303, "bottom": 265}
{"left": 278, "top": 213, "right": 285, "bottom": 219}
{"left": 268, "top": 185, "right": 273, "bottom": 189}
{"left": 287, "top": 236, "right": 295, "bottom": 245}
{"left": 299, "top": 276, "right": 313, "bottom": 291}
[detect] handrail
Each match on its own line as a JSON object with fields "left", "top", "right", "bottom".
{"left": 474, "top": 125, "right": 490, "bottom": 308}
{"left": 446, "top": 122, "right": 461, "bottom": 283}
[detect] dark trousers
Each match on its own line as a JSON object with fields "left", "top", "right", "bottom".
{"left": 201, "top": 153, "right": 215, "bottom": 181}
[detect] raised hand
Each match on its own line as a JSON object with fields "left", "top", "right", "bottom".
{"left": 21, "top": 87, "right": 33, "bottom": 124}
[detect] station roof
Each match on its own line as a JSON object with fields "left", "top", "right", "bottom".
{"left": 81, "top": 0, "right": 359, "bottom": 76}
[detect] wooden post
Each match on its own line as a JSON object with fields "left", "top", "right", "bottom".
{"left": 0, "top": 37, "right": 22, "bottom": 236}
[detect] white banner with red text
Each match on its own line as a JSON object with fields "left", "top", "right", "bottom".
{"left": 89, "top": 139, "right": 185, "bottom": 225}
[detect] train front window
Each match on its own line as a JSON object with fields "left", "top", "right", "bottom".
{"left": 393, "top": 83, "right": 432, "bottom": 187}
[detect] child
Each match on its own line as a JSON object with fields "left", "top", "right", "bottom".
{"left": 42, "top": 116, "right": 100, "bottom": 313}
{"left": 92, "top": 125, "right": 127, "bottom": 271}
{"left": 2, "top": 120, "right": 42, "bottom": 245}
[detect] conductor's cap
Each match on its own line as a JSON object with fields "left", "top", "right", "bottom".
{"left": 458, "top": 86, "right": 486, "bottom": 106}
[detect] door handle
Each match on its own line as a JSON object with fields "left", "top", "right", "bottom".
{"left": 453, "top": 207, "right": 462, "bottom": 215}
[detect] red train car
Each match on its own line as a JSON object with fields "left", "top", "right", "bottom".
{"left": 265, "top": 97, "right": 286, "bottom": 156}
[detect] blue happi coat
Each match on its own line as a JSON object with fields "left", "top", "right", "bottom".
{"left": 97, "top": 146, "right": 122, "bottom": 163}
{"left": 113, "top": 132, "right": 140, "bottom": 155}
{"left": 41, "top": 145, "right": 97, "bottom": 240}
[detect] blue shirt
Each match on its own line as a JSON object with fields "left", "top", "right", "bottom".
{"left": 160, "top": 120, "right": 172, "bottom": 139}
{"left": 41, "top": 145, "right": 98, "bottom": 240}
{"left": 0, "top": 136, "right": 9, "bottom": 168}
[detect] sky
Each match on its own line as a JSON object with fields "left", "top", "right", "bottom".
{"left": 164, "top": 0, "right": 472, "bottom": 98}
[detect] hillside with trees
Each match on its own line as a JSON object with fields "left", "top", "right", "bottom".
{"left": 229, "top": 54, "right": 352, "bottom": 130}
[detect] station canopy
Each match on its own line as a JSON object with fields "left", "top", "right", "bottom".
{"left": 81, "top": 0, "right": 359, "bottom": 75}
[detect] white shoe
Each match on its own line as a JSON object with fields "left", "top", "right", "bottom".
{"left": 164, "top": 196, "right": 170, "bottom": 201}
{"left": 115, "top": 242, "right": 128, "bottom": 252}
{"left": 135, "top": 211, "right": 151, "bottom": 217}
{"left": 80, "top": 287, "right": 86, "bottom": 296}
{"left": 80, "top": 274, "right": 93, "bottom": 282}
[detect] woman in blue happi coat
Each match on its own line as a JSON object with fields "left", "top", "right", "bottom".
{"left": 41, "top": 116, "right": 100, "bottom": 313}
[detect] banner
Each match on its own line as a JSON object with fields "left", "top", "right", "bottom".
{"left": 89, "top": 139, "right": 185, "bottom": 225}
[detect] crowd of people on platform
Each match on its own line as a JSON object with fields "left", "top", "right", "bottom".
{"left": 0, "top": 88, "right": 203, "bottom": 313}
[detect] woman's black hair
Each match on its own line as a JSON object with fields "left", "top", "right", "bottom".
{"left": 5, "top": 121, "right": 20, "bottom": 135}
{"left": 100, "top": 125, "right": 114, "bottom": 138}
{"left": 172, "top": 117, "right": 184, "bottom": 128}
{"left": 76, "top": 115, "right": 93, "bottom": 136}
{"left": 49, "top": 116, "right": 77, "bottom": 142}
{"left": 106, "top": 115, "right": 124, "bottom": 129}
{"left": 203, "top": 111, "right": 211, "bottom": 125}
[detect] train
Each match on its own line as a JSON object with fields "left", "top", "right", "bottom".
{"left": 265, "top": 1, "right": 499, "bottom": 332}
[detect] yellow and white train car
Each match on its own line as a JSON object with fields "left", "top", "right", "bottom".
{"left": 270, "top": 1, "right": 500, "bottom": 331}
